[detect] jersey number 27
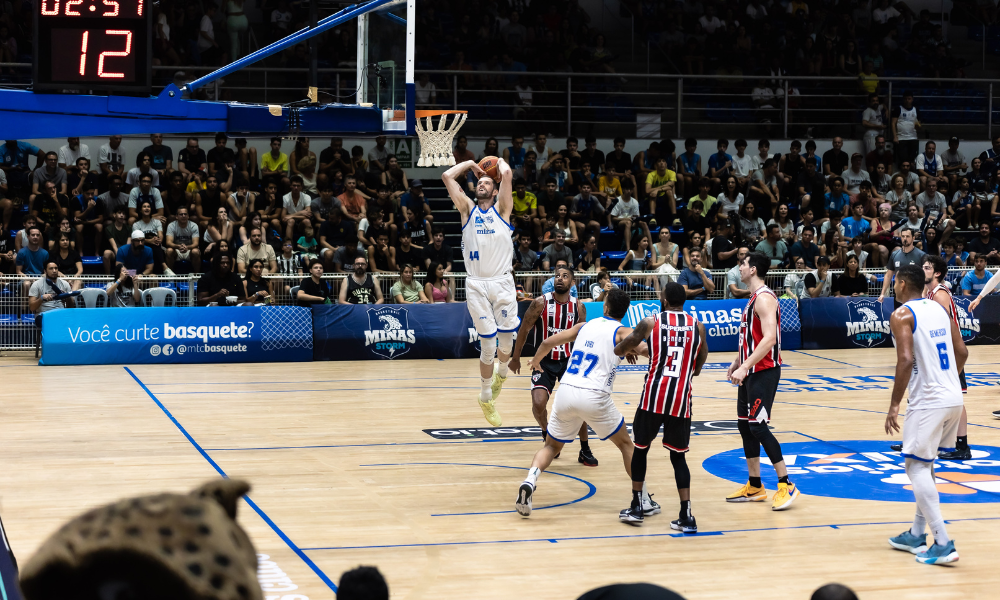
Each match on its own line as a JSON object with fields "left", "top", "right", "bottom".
{"left": 567, "top": 350, "right": 599, "bottom": 377}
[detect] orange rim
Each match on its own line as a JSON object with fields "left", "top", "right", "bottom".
{"left": 414, "top": 110, "right": 468, "bottom": 118}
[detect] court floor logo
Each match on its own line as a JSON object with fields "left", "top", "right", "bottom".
{"left": 703, "top": 440, "right": 1000, "bottom": 503}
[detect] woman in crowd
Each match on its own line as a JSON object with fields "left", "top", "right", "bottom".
{"left": 106, "top": 262, "right": 142, "bottom": 307}
{"left": 823, "top": 227, "right": 849, "bottom": 268}
{"left": 542, "top": 204, "right": 580, "bottom": 247}
{"left": 872, "top": 162, "right": 892, "bottom": 197}
{"left": 381, "top": 156, "right": 409, "bottom": 196}
{"left": 424, "top": 261, "right": 453, "bottom": 303}
{"left": 216, "top": 239, "right": 234, "bottom": 271}
{"left": 922, "top": 225, "right": 941, "bottom": 256}
{"left": 391, "top": 263, "right": 431, "bottom": 304}
{"left": 47, "top": 217, "right": 75, "bottom": 252}
{"left": 834, "top": 253, "right": 874, "bottom": 296}
{"left": 768, "top": 203, "right": 796, "bottom": 245}
{"left": 682, "top": 230, "right": 707, "bottom": 269}
{"left": 950, "top": 175, "right": 976, "bottom": 229}
{"left": 716, "top": 175, "right": 744, "bottom": 219}
{"left": 479, "top": 138, "right": 500, "bottom": 161}
{"left": 289, "top": 137, "right": 316, "bottom": 179}
{"left": 575, "top": 234, "right": 601, "bottom": 273}
{"left": 783, "top": 256, "right": 809, "bottom": 299}
{"left": 869, "top": 202, "right": 898, "bottom": 264}
{"left": 133, "top": 200, "right": 167, "bottom": 274}
{"left": 243, "top": 258, "right": 272, "bottom": 303}
{"left": 738, "top": 201, "right": 766, "bottom": 246}
{"left": 204, "top": 206, "right": 233, "bottom": 260}
{"left": 884, "top": 173, "right": 912, "bottom": 222}
{"left": 239, "top": 212, "right": 264, "bottom": 247}
{"left": 53, "top": 232, "right": 83, "bottom": 290}
{"left": 619, "top": 234, "right": 655, "bottom": 289}
{"left": 649, "top": 227, "right": 680, "bottom": 287}
{"left": 967, "top": 157, "right": 989, "bottom": 191}
{"left": 297, "top": 155, "right": 319, "bottom": 195}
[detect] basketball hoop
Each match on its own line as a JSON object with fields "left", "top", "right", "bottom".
{"left": 414, "top": 110, "right": 468, "bottom": 167}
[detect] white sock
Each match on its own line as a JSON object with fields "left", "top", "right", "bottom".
{"left": 525, "top": 467, "right": 540, "bottom": 487}
{"left": 479, "top": 377, "right": 492, "bottom": 402}
{"left": 642, "top": 481, "right": 649, "bottom": 503}
{"left": 911, "top": 509, "right": 927, "bottom": 537}
{"left": 497, "top": 360, "right": 509, "bottom": 378}
{"left": 906, "top": 459, "right": 950, "bottom": 546}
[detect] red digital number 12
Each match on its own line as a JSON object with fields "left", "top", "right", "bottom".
{"left": 78, "top": 29, "right": 132, "bottom": 78}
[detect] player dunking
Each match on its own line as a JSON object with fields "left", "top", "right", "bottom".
{"left": 895, "top": 255, "right": 971, "bottom": 461}
{"left": 614, "top": 283, "right": 707, "bottom": 530}
{"left": 510, "top": 265, "right": 599, "bottom": 467}
{"left": 885, "top": 264, "right": 966, "bottom": 565}
{"left": 515, "top": 290, "right": 646, "bottom": 517}
{"left": 442, "top": 158, "right": 518, "bottom": 426}
{"left": 726, "top": 252, "right": 799, "bottom": 510}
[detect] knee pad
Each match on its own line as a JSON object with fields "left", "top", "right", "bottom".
{"left": 480, "top": 334, "right": 498, "bottom": 365}
{"left": 669, "top": 451, "right": 691, "bottom": 489}
{"left": 738, "top": 419, "right": 760, "bottom": 459}
{"left": 497, "top": 331, "right": 514, "bottom": 356}
{"left": 631, "top": 445, "right": 649, "bottom": 483}
{"left": 749, "top": 421, "right": 784, "bottom": 464}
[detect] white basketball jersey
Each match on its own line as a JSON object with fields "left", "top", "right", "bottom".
{"left": 559, "top": 317, "right": 625, "bottom": 393}
{"left": 903, "top": 299, "right": 963, "bottom": 410}
{"left": 462, "top": 204, "right": 514, "bottom": 279}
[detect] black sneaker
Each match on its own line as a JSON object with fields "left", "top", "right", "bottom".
{"left": 619, "top": 504, "right": 644, "bottom": 525}
{"left": 890, "top": 443, "right": 902, "bottom": 452}
{"left": 578, "top": 448, "right": 598, "bottom": 467}
{"left": 671, "top": 515, "right": 698, "bottom": 533}
{"left": 515, "top": 482, "right": 534, "bottom": 517}
{"left": 993, "top": 409, "right": 1000, "bottom": 419}
{"left": 939, "top": 446, "right": 972, "bottom": 460}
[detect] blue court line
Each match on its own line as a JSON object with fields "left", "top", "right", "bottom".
{"left": 300, "top": 516, "right": 1000, "bottom": 551}
{"left": 145, "top": 376, "right": 499, "bottom": 386}
{"left": 206, "top": 439, "right": 526, "bottom": 451}
{"left": 789, "top": 350, "right": 860, "bottom": 368}
{"left": 360, "top": 462, "right": 596, "bottom": 516}
{"left": 154, "top": 386, "right": 539, "bottom": 395}
{"left": 123, "top": 367, "right": 338, "bottom": 593}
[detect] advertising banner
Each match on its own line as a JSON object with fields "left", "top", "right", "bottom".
{"left": 585, "top": 299, "right": 801, "bottom": 352}
{"left": 40, "top": 306, "right": 313, "bottom": 365}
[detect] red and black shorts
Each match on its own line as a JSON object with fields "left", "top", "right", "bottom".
{"left": 737, "top": 366, "right": 781, "bottom": 423}
{"left": 531, "top": 356, "right": 569, "bottom": 395}
{"left": 631, "top": 408, "right": 691, "bottom": 453}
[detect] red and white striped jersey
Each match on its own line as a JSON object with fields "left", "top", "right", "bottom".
{"left": 539, "top": 292, "right": 579, "bottom": 360}
{"left": 738, "top": 285, "right": 782, "bottom": 373}
{"left": 927, "top": 283, "right": 959, "bottom": 326}
{"left": 640, "top": 311, "right": 703, "bottom": 416}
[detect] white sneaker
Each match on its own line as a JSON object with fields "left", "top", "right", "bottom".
{"left": 642, "top": 493, "right": 661, "bottom": 515}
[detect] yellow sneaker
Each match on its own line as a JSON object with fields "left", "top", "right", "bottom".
{"left": 490, "top": 362, "right": 507, "bottom": 401}
{"left": 479, "top": 398, "right": 502, "bottom": 426}
{"left": 725, "top": 481, "right": 767, "bottom": 502}
{"left": 771, "top": 482, "right": 800, "bottom": 511}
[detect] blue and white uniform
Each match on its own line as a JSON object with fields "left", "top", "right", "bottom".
{"left": 900, "top": 298, "right": 964, "bottom": 462}
{"left": 547, "top": 317, "right": 626, "bottom": 442}
{"left": 462, "top": 204, "right": 519, "bottom": 337}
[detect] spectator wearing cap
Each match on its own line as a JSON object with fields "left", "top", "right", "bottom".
{"left": 915, "top": 140, "right": 947, "bottom": 190}
{"left": 942, "top": 137, "right": 969, "bottom": 193}
{"left": 399, "top": 179, "right": 432, "bottom": 225}
{"left": 843, "top": 153, "right": 871, "bottom": 197}
{"left": 116, "top": 230, "right": 154, "bottom": 276}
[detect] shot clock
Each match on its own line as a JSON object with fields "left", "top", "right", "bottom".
{"left": 34, "top": 0, "right": 151, "bottom": 93}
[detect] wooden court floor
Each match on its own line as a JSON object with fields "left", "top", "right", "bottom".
{"left": 1, "top": 347, "right": 999, "bottom": 599}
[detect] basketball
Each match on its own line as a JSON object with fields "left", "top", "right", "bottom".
{"left": 478, "top": 156, "right": 501, "bottom": 182}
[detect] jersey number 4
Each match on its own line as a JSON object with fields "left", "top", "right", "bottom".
{"left": 567, "top": 350, "right": 599, "bottom": 377}
{"left": 468, "top": 251, "right": 480, "bottom": 261}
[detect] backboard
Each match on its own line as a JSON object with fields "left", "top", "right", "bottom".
{"left": 357, "top": 0, "right": 414, "bottom": 135}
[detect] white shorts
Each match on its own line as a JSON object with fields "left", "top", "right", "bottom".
{"left": 546, "top": 384, "right": 624, "bottom": 444}
{"left": 466, "top": 276, "right": 519, "bottom": 337}
{"left": 902, "top": 405, "right": 963, "bottom": 462}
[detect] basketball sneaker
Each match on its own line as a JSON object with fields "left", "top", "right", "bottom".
{"left": 578, "top": 448, "right": 598, "bottom": 467}
{"left": 515, "top": 482, "right": 534, "bottom": 517}
{"left": 619, "top": 504, "right": 644, "bottom": 525}
{"left": 670, "top": 515, "right": 697, "bottom": 534}
{"left": 490, "top": 362, "right": 507, "bottom": 401}
{"left": 992, "top": 409, "right": 1000, "bottom": 419}
{"left": 642, "top": 494, "right": 661, "bottom": 516}
{"left": 890, "top": 443, "right": 902, "bottom": 452}
{"left": 771, "top": 482, "right": 799, "bottom": 510}
{"left": 888, "top": 530, "right": 928, "bottom": 554}
{"left": 479, "top": 398, "right": 502, "bottom": 426}
{"left": 725, "top": 482, "right": 767, "bottom": 502}
{"left": 939, "top": 446, "right": 972, "bottom": 460}
{"left": 915, "top": 540, "right": 959, "bottom": 565}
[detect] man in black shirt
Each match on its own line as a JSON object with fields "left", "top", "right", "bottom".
{"left": 395, "top": 227, "right": 423, "bottom": 269}
{"left": 421, "top": 226, "right": 453, "bottom": 272}
{"left": 536, "top": 178, "right": 566, "bottom": 221}
{"left": 197, "top": 255, "right": 247, "bottom": 305}
{"left": 141, "top": 133, "right": 174, "bottom": 180}
{"left": 558, "top": 137, "right": 583, "bottom": 171}
{"left": 712, "top": 220, "right": 739, "bottom": 269}
{"left": 177, "top": 138, "right": 207, "bottom": 183}
{"left": 580, "top": 136, "right": 606, "bottom": 175}
{"left": 196, "top": 175, "right": 225, "bottom": 229}
{"left": 967, "top": 222, "right": 1000, "bottom": 265}
{"left": 206, "top": 133, "right": 235, "bottom": 174}
{"left": 297, "top": 258, "right": 333, "bottom": 306}
{"left": 822, "top": 137, "right": 848, "bottom": 180}
{"left": 796, "top": 157, "right": 828, "bottom": 219}
{"left": 318, "top": 137, "right": 352, "bottom": 184}
{"left": 339, "top": 255, "right": 384, "bottom": 304}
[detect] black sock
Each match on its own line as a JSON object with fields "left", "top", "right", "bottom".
{"left": 749, "top": 476, "right": 762, "bottom": 488}
{"left": 632, "top": 489, "right": 642, "bottom": 508}
{"left": 957, "top": 435, "right": 968, "bottom": 449}
{"left": 580, "top": 439, "right": 591, "bottom": 452}
{"left": 680, "top": 500, "right": 691, "bottom": 519}
{"left": 779, "top": 475, "right": 789, "bottom": 485}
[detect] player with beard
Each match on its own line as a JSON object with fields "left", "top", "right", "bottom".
{"left": 442, "top": 158, "right": 517, "bottom": 426}
{"left": 510, "top": 265, "right": 600, "bottom": 467}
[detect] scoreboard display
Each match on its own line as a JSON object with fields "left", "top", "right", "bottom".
{"left": 34, "top": 0, "right": 151, "bottom": 93}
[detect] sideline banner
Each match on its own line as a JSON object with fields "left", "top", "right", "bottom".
{"left": 584, "top": 299, "right": 802, "bottom": 352}
{"left": 40, "top": 306, "right": 313, "bottom": 365}
{"left": 798, "top": 296, "right": 994, "bottom": 349}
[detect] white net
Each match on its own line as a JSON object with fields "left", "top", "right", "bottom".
{"left": 260, "top": 306, "right": 314, "bottom": 351}
{"left": 415, "top": 112, "right": 467, "bottom": 167}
